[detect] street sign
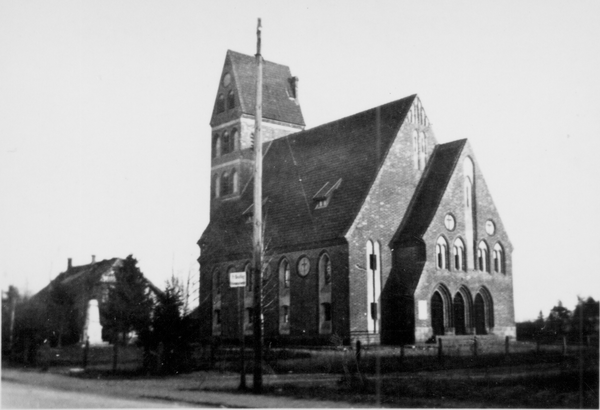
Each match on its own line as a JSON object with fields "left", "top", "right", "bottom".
{"left": 229, "top": 271, "right": 246, "bottom": 288}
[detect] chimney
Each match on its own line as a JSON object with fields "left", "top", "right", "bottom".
{"left": 91, "top": 255, "right": 96, "bottom": 264}
{"left": 67, "top": 258, "right": 72, "bottom": 270}
{"left": 289, "top": 76, "right": 299, "bottom": 101}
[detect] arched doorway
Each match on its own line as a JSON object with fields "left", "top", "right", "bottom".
{"left": 453, "top": 293, "right": 466, "bottom": 335}
{"left": 474, "top": 293, "right": 487, "bottom": 335}
{"left": 431, "top": 291, "right": 445, "bottom": 336}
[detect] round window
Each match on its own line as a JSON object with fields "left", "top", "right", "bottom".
{"left": 444, "top": 214, "right": 456, "bottom": 231}
{"left": 297, "top": 256, "right": 311, "bottom": 277}
{"left": 486, "top": 220, "right": 496, "bottom": 235}
{"left": 222, "top": 73, "right": 231, "bottom": 87}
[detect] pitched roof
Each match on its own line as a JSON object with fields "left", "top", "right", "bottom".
{"left": 32, "top": 257, "right": 163, "bottom": 300}
{"left": 225, "top": 50, "right": 305, "bottom": 126}
{"left": 200, "top": 95, "right": 416, "bottom": 261}
{"left": 31, "top": 258, "right": 121, "bottom": 302}
{"left": 391, "top": 139, "right": 467, "bottom": 246}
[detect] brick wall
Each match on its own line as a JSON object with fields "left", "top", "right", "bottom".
{"left": 346, "top": 100, "right": 436, "bottom": 344}
{"left": 198, "top": 243, "right": 349, "bottom": 345}
{"left": 413, "top": 142, "right": 515, "bottom": 342}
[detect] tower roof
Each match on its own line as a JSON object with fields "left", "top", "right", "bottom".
{"left": 210, "top": 50, "right": 305, "bottom": 127}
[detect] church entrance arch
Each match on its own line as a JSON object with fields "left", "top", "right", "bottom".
{"left": 474, "top": 294, "right": 486, "bottom": 334}
{"left": 431, "top": 291, "right": 445, "bottom": 336}
{"left": 453, "top": 293, "right": 466, "bottom": 335}
{"left": 474, "top": 287, "right": 494, "bottom": 335}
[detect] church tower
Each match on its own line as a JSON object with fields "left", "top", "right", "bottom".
{"left": 209, "top": 50, "right": 305, "bottom": 212}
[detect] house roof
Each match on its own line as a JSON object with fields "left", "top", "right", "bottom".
{"left": 211, "top": 50, "right": 305, "bottom": 127}
{"left": 32, "top": 257, "right": 163, "bottom": 300}
{"left": 31, "top": 258, "right": 121, "bottom": 302}
{"left": 391, "top": 139, "right": 467, "bottom": 246}
{"left": 200, "top": 95, "right": 416, "bottom": 261}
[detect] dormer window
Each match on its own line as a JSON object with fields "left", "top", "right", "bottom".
{"left": 313, "top": 178, "right": 342, "bottom": 209}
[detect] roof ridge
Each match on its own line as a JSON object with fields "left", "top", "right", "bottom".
{"left": 390, "top": 139, "right": 467, "bottom": 246}
{"left": 298, "top": 94, "right": 417, "bottom": 137}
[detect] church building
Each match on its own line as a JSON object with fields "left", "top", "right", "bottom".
{"left": 197, "top": 50, "right": 516, "bottom": 345}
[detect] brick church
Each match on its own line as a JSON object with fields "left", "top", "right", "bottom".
{"left": 198, "top": 50, "right": 516, "bottom": 345}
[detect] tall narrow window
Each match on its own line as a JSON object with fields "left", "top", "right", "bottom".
{"left": 213, "top": 270, "right": 221, "bottom": 295}
{"left": 212, "top": 174, "right": 219, "bottom": 199}
{"left": 478, "top": 241, "right": 489, "bottom": 272}
{"left": 366, "top": 240, "right": 381, "bottom": 334}
{"left": 280, "top": 259, "right": 290, "bottom": 288}
{"left": 493, "top": 243, "right": 504, "bottom": 274}
{"left": 436, "top": 236, "right": 449, "bottom": 269}
{"left": 216, "top": 94, "right": 225, "bottom": 113}
{"left": 222, "top": 132, "right": 231, "bottom": 155}
{"left": 232, "top": 129, "right": 239, "bottom": 151}
{"left": 245, "top": 263, "right": 253, "bottom": 292}
{"left": 464, "top": 157, "right": 475, "bottom": 270}
{"left": 418, "top": 131, "right": 427, "bottom": 170}
{"left": 319, "top": 253, "right": 332, "bottom": 285}
{"left": 231, "top": 170, "right": 238, "bottom": 194}
{"left": 221, "top": 171, "right": 230, "bottom": 197}
{"left": 227, "top": 90, "right": 235, "bottom": 110}
{"left": 453, "top": 238, "right": 466, "bottom": 271}
{"left": 213, "top": 134, "right": 221, "bottom": 158}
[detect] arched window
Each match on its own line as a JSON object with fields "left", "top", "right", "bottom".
{"left": 280, "top": 259, "right": 290, "bottom": 288}
{"left": 213, "top": 270, "right": 221, "bottom": 295}
{"left": 319, "top": 253, "right": 332, "bottom": 285}
{"left": 474, "top": 287, "right": 494, "bottom": 334}
{"left": 366, "top": 240, "right": 381, "bottom": 333}
{"left": 213, "top": 134, "right": 221, "bottom": 158}
{"left": 231, "top": 129, "right": 239, "bottom": 151}
{"left": 436, "top": 237, "right": 449, "bottom": 269}
{"left": 231, "top": 169, "right": 238, "bottom": 194}
{"left": 222, "top": 132, "right": 231, "bottom": 155}
{"left": 493, "top": 243, "right": 504, "bottom": 274}
{"left": 212, "top": 174, "right": 219, "bottom": 199}
{"left": 245, "top": 263, "right": 253, "bottom": 292}
{"left": 227, "top": 90, "right": 235, "bottom": 110}
{"left": 453, "top": 292, "right": 467, "bottom": 335}
{"left": 431, "top": 284, "right": 451, "bottom": 337}
{"left": 453, "top": 238, "right": 466, "bottom": 271}
{"left": 221, "top": 171, "right": 230, "bottom": 197}
{"left": 418, "top": 131, "right": 427, "bottom": 170}
{"left": 216, "top": 94, "right": 225, "bottom": 113}
{"left": 478, "top": 241, "right": 489, "bottom": 272}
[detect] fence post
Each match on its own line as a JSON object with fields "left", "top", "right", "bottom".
{"left": 437, "top": 337, "right": 443, "bottom": 363}
{"left": 505, "top": 336, "right": 509, "bottom": 356}
{"left": 562, "top": 336, "right": 567, "bottom": 356}
{"left": 355, "top": 340, "right": 362, "bottom": 365}
{"left": 473, "top": 336, "right": 478, "bottom": 356}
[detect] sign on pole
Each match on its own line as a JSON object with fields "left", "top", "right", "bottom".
{"left": 229, "top": 271, "right": 246, "bottom": 288}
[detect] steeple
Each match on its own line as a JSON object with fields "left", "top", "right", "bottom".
{"left": 209, "top": 50, "right": 305, "bottom": 212}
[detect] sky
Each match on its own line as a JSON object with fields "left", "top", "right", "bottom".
{"left": 1, "top": 0, "right": 599, "bottom": 321}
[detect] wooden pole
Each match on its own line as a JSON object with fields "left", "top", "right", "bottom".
{"left": 239, "top": 286, "right": 246, "bottom": 390}
{"left": 252, "top": 17, "right": 264, "bottom": 394}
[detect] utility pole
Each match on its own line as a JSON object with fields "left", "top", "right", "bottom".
{"left": 252, "top": 17, "right": 264, "bottom": 394}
